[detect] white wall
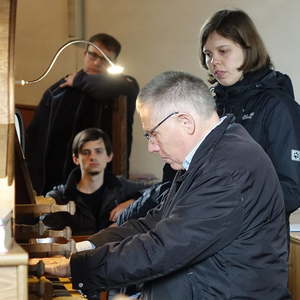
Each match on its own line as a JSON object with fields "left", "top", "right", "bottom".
{"left": 15, "top": 1, "right": 77, "bottom": 103}
{"left": 84, "top": 0, "right": 300, "bottom": 179}
{"left": 15, "top": 0, "right": 300, "bottom": 179}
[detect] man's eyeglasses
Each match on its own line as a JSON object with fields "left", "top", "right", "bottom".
{"left": 144, "top": 112, "right": 179, "bottom": 141}
{"left": 87, "top": 51, "right": 112, "bottom": 64}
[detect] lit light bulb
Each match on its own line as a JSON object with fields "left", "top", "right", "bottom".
{"left": 107, "top": 64, "right": 124, "bottom": 75}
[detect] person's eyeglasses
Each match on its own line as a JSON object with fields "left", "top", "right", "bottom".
{"left": 87, "top": 51, "right": 112, "bottom": 64}
{"left": 144, "top": 112, "right": 179, "bottom": 141}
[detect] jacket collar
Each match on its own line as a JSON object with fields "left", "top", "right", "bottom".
{"left": 213, "top": 67, "right": 273, "bottom": 102}
{"left": 183, "top": 116, "right": 227, "bottom": 170}
{"left": 64, "top": 167, "right": 81, "bottom": 193}
{"left": 212, "top": 67, "right": 295, "bottom": 118}
{"left": 187, "top": 114, "right": 235, "bottom": 174}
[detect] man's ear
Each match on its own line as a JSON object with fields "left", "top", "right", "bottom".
{"left": 107, "top": 152, "right": 114, "bottom": 163}
{"left": 72, "top": 154, "right": 80, "bottom": 165}
{"left": 177, "top": 113, "right": 195, "bottom": 135}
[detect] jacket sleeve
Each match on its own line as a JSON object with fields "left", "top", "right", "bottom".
{"left": 70, "top": 172, "right": 244, "bottom": 295}
{"left": 117, "top": 177, "right": 150, "bottom": 203}
{"left": 42, "top": 185, "right": 73, "bottom": 231}
{"left": 25, "top": 87, "right": 54, "bottom": 195}
{"left": 72, "top": 72, "right": 139, "bottom": 102}
{"left": 116, "top": 182, "right": 171, "bottom": 225}
{"left": 25, "top": 78, "right": 67, "bottom": 195}
{"left": 264, "top": 97, "right": 300, "bottom": 213}
{"left": 45, "top": 184, "right": 67, "bottom": 204}
{"left": 87, "top": 202, "right": 164, "bottom": 249}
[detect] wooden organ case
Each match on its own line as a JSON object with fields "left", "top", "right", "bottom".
{"left": 0, "top": 1, "right": 27, "bottom": 300}
{"left": 0, "top": 1, "right": 126, "bottom": 299}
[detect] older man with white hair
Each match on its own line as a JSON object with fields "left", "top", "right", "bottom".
{"left": 31, "top": 71, "right": 290, "bottom": 300}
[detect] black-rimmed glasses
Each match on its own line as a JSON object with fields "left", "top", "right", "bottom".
{"left": 144, "top": 112, "right": 179, "bottom": 141}
{"left": 87, "top": 51, "right": 112, "bottom": 64}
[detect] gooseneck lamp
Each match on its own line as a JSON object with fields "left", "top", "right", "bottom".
{"left": 15, "top": 39, "right": 124, "bottom": 86}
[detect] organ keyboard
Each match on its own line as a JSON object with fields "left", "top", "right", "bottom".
{"left": 13, "top": 136, "right": 101, "bottom": 299}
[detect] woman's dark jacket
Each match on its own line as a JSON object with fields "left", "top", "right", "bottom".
{"left": 70, "top": 116, "right": 289, "bottom": 300}
{"left": 43, "top": 168, "right": 146, "bottom": 235}
{"left": 214, "top": 68, "right": 300, "bottom": 214}
{"left": 25, "top": 70, "right": 139, "bottom": 195}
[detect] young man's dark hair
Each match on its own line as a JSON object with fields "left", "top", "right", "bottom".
{"left": 88, "top": 33, "right": 121, "bottom": 58}
{"left": 72, "top": 127, "right": 113, "bottom": 157}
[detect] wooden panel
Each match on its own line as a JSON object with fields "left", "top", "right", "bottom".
{"left": 15, "top": 104, "right": 36, "bottom": 130}
{"left": 112, "top": 95, "right": 128, "bottom": 177}
{"left": 0, "top": 2, "right": 28, "bottom": 300}
{"left": 0, "top": 0, "right": 17, "bottom": 224}
{"left": 15, "top": 134, "right": 36, "bottom": 204}
{"left": 0, "top": 242, "right": 28, "bottom": 300}
{"left": 0, "top": 266, "right": 18, "bottom": 299}
{"left": 0, "top": 0, "right": 16, "bottom": 180}
{"left": 0, "top": 125, "right": 8, "bottom": 177}
{"left": 289, "top": 232, "right": 300, "bottom": 300}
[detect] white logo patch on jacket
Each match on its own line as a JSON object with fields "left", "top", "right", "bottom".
{"left": 291, "top": 149, "right": 300, "bottom": 162}
{"left": 242, "top": 112, "right": 255, "bottom": 120}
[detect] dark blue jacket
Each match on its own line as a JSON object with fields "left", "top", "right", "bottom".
{"left": 214, "top": 68, "right": 300, "bottom": 214}
{"left": 116, "top": 181, "right": 170, "bottom": 225}
{"left": 70, "top": 116, "right": 290, "bottom": 299}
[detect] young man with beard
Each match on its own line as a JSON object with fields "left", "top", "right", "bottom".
{"left": 43, "top": 128, "right": 146, "bottom": 235}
